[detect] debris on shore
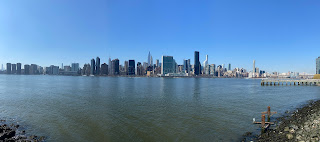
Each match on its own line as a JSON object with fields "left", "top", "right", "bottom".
{"left": 253, "top": 100, "right": 320, "bottom": 142}
{"left": 0, "top": 119, "right": 45, "bottom": 142}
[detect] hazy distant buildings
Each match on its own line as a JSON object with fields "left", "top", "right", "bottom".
{"left": 161, "top": 56, "right": 176, "bottom": 75}
{"left": 124, "top": 61, "right": 129, "bottom": 75}
{"left": 6, "top": 63, "right": 11, "bottom": 74}
{"left": 17, "top": 63, "right": 21, "bottom": 74}
{"left": 228, "top": 64, "right": 231, "bottom": 71}
{"left": 317, "top": 57, "right": 320, "bottom": 74}
{"left": 91, "top": 59, "right": 96, "bottom": 75}
{"left": 12, "top": 64, "right": 17, "bottom": 74}
{"left": 128, "top": 60, "right": 135, "bottom": 75}
{"left": 96, "top": 57, "right": 100, "bottom": 75}
{"left": 194, "top": 51, "right": 200, "bottom": 75}
{"left": 71, "top": 63, "right": 79, "bottom": 72}
{"left": 24, "top": 65, "right": 30, "bottom": 75}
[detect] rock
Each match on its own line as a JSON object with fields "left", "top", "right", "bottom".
{"left": 290, "top": 128, "right": 295, "bottom": 133}
{"left": 286, "top": 133, "right": 293, "bottom": 140}
{"left": 0, "top": 130, "right": 16, "bottom": 140}
{"left": 243, "top": 132, "right": 252, "bottom": 137}
{"left": 284, "top": 127, "right": 290, "bottom": 132}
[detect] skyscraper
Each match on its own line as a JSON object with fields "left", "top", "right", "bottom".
{"left": 91, "top": 59, "right": 96, "bottom": 75}
{"left": 96, "top": 57, "right": 100, "bottom": 75}
{"left": 101, "top": 63, "right": 108, "bottom": 75}
{"left": 228, "top": 63, "right": 231, "bottom": 71}
{"left": 17, "top": 63, "right": 21, "bottom": 74}
{"left": 194, "top": 51, "right": 200, "bottom": 75}
{"left": 71, "top": 63, "right": 79, "bottom": 72}
{"left": 124, "top": 61, "right": 129, "bottom": 75}
{"left": 12, "top": 64, "right": 17, "bottom": 74}
{"left": 156, "top": 59, "right": 160, "bottom": 67}
{"left": 203, "top": 55, "right": 209, "bottom": 74}
{"left": 6, "top": 63, "right": 11, "bottom": 74}
{"left": 108, "top": 57, "right": 112, "bottom": 74}
{"left": 161, "top": 56, "right": 175, "bottom": 75}
{"left": 128, "top": 60, "right": 135, "bottom": 75}
{"left": 148, "top": 52, "right": 151, "bottom": 66}
{"left": 253, "top": 60, "right": 255, "bottom": 78}
{"left": 24, "top": 64, "right": 30, "bottom": 75}
{"left": 111, "top": 59, "right": 119, "bottom": 75}
{"left": 317, "top": 57, "right": 320, "bottom": 74}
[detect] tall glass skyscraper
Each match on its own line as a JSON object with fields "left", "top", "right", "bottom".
{"left": 96, "top": 57, "right": 100, "bottom": 75}
{"left": 161, "top": 56, "right": 175, "bottom": 75}
{"left": 128, "top": 60, "right": 135, "bottom": 75}
{"left": 91, "top": 59, "right": 96, "bottom": 75}
{"left": 316, "top": 57, "right": 320, "bottom": 74}
{"left": 194, "top": 51, "right": 200, "bottom": 75}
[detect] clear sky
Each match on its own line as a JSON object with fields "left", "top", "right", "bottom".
{"left": 0, "top": 0, "right": 319, "bottom": 74}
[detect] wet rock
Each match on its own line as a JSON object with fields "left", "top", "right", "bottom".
{"left": 243, "top": 132, "right": 252, "bottom": 137}
{"left": 286, "top": 133, "right": 293, "bottom": 139}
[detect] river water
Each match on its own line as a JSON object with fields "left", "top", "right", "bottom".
{"left": 0, "top": 75, "right": 320, "bottom": 141}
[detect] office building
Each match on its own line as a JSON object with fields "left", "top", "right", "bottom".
{"left": 228, "top": 64, "right": 231, "bottom": 71}
{"left": 30, "top": 64, "right": 38, "bottom": 74}
{"left": 6, "top": 63, "right": 11, "bottom": 74}
{"left": 253, "top": 60, "right": 255, "bottom": 77}
{"left": 194, "top": 51, "right": 200, "bottom": 75}
{"left": 24, "top": 65, "right": 30, "bottom": 75}
{"left": 96, "top": 57, "right": 100, "bottom": 75}
{"left": 161, "top": 56, "right": 175, "bottom": 75}
{"left": 124, "top": 61, "right": 129, "bottom": 75}
{"left": 203, "top": 55, "right": 209, "bottom": 74}
{"left": 51, "top": 65, "right": 59, "bottom": 75}
{"left": 210, "top": 64, "right": 216, "bottom": 76}
{"left": 64, "top": 66, "right": 71, "bottom": 71}
{"left": 156, "top": 59, "right": 160, "bottom": 67}
{"left": 148, "top": 52, "right": 153, "bottom": 66}
{"left": 128, "top": 60, "right": 135, "bottom": 75}
{"left": 71, "top": 63, "right": 79, "bottom": 72}
{"left": 12, "top": 64, "right": 17, "bottom": 74}
{"left": 136, "top": 62, "right": 144, "bottom": 76}
{"left": 111, "top": 59, "right": 119, "bottom": 75}
{"left": 101, "top": 63, "right": 108, "bottom": 75}
{"left": 317, "top": 57, "right": 320, "bottom": 74}
{"left": 91, "top": 59, "right": 96, "bottom": 75}
{"left": 17, "top": 63, "right": 21, "bottom": 74}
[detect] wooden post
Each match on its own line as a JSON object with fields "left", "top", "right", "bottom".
{"left": 267, "top": 106, "right": 271, "bottom": 122}
{"left": 261, "top": 114, "right": 266, "bottom": 133}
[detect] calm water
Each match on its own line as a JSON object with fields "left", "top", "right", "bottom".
{"left": 1, "top": 75, "right": 320, "bottom": 141}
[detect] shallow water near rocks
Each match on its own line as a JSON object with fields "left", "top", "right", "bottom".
{"left": 1, "top": 75, "right": 320, "bottom": 142}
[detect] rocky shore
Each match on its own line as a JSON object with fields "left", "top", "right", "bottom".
{"left": 243, "top": 100, "right": 320, "bottom": 142}
{"left": 0, "top": 119, "right": 44, "bottom": 142}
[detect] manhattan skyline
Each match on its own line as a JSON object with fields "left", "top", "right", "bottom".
{"left": 1, "top": 0, "right": 320, "bottom": 74}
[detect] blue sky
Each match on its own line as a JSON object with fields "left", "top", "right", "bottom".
{"left": 0, "top": 0, "right": 319, "bottom": 74}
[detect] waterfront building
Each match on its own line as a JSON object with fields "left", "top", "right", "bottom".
{"left": 183, "top": 59, "right": 188, "bottom": 73}
{"left": 136, "top": 62, "right": 143, "bottom": 76}
{"left": 111, "top": 59, "right": 119, "bottom": 75}
{"left": 108, "top": 58, "right": 112, "bottom": 75}
{"left": 64, "top": 66, "right": 71, "bottom": 71}
{"left": 161, "top": 56, "right": 176, "bottom": 75}
{"left": 228, "top": 64, "right": 231, "bottom": 71}
{"left": 124, "top": 61, "right": 129, "bottom": 75}
{"left": 101, "top": 63, "right": 108, "bottom": 75}
{"left": 210, "top": 64, "right": 216, "bottom": 76}
{"left": 82, "top": 64, "right": 91, "bottom": 76}
{"left": 12, "top": 64, "right": 17, "bottom": 74}
{"left": 30, "top": 64, "right": 38, "bottom": 75}
{"left": 203, "top": 55, "right": 209, "bottom": 74}
{"left": 17, "top": 63, "right": 21, "bottom": 74}
{"left": 317, "top": 57, "right": 320, "bottom": 74}
{"left": 129, "top": 60, "right": 135, "bottom": 75}
{"left": 253, "top": 60, "right": 255, "bottom": 78}
{"left": 91, "top": 59, "right": 96, "bottom": 75}
{"left": 96, "top": 57, "right": 100, "bottom": 75}
{"left": 6, "top": 63, "right": 11, "bottom": 74}
{"left": 148, "top": 52, "right": 153, "bottom": 66}
{"left": 51, "top": 65, "right": 59, "bottom": 75}
{"left": 24, "top": 64, "right": 30, "bottom": 75}
{"left": 194, "top": 51, "right": 200, "bottom": 75}
{"left": 71, "top": 63, "right": 79, "bottom": 72}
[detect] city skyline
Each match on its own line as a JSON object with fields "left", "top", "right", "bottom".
{"left": 1, "top": 0, "right": 320, "bottom": 74}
